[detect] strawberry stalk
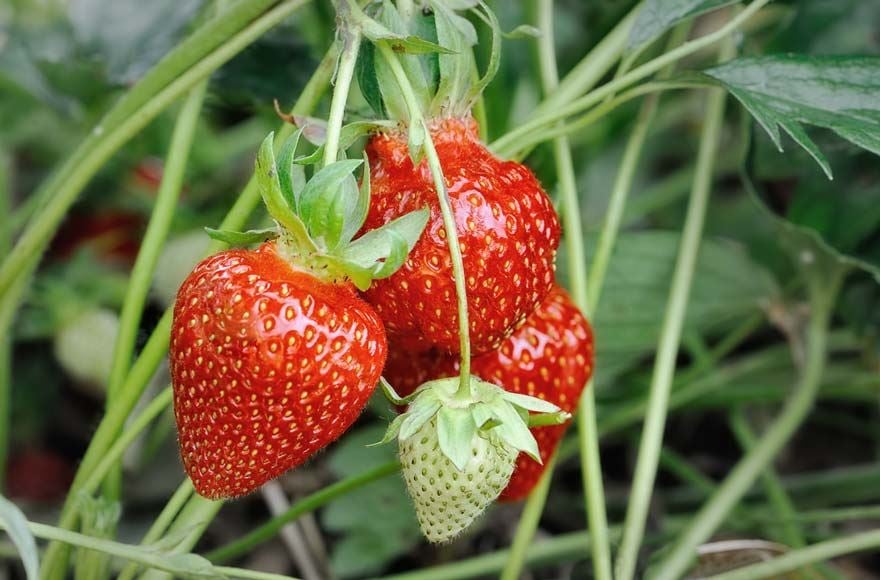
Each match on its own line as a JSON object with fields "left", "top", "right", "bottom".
{"left": 375, "top": 41, "right": 474, "bottom": 396}
{"left": 323, "top": 1, "right": 362, "bottom": 167}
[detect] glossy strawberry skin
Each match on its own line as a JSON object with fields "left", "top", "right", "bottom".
{"left": 361, "top": 117, "right": 560, "bottom": 355}
{"left": 384, "top": 286, "right": 594, "bottom": 500}
{"left": 170, "top": 242, "right": 386, "bottom": 499}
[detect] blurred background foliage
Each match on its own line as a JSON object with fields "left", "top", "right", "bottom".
{"left": 0, "top": 0, "right": 878, "bottom": 577}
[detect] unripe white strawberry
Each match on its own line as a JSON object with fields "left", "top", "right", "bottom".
{"left": 400, "top": 416, "right": 516, "bottom": 543}
{"left": 379, "top": 376, "right": 569, "bottom": 543}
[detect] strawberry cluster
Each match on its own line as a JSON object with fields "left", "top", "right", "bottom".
{"left": 168, "top": 0, "right": 594, "bottom": 545}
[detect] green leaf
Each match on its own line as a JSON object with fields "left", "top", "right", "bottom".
{"left": 437, "top": 407, "right": 477, "bottom": 471}
{"left": 356, "top": 41, "right": 386, "bottom": 117}
{"left": 342, "top": 208, "right": 429, "bottom": 269}
{"left": 298, "top": 159, "right": 363, "bottom": 241}
{"left": 203, "top": 227, "right": 277, "bottom": 246}
{"left": 703, "top": 55, "right": 880, "bottom": 178}
{"left": 742, "top": 121, "right": 880, "bottom": 283}
{"left": 578, "top": 231, "right": 780, "bottom": 386}
{"left": 275, "top": 129, "right": 305, "bottom": 212}
{"left": 432, "top": 3, "right": 473, "bottom": 112}
{"left": 399, "top": 399, "right": 441, "bottom": 441}
{"left": 341, "top": 150, "right": 372, "bottom": 245}
{"left": 255, "top": 133, "right": 314, "bottom": 249}
{"left": 0, "top": 495, "right": 40, "bottom": 580}
{"left": 490, "top": 401, "right": 541, "bottom": 462}
{"left": 371, "top": 229, "right": 409, "bottom": 280}
{"left": 627, "top": 0, "right": 739, "bottom": 51}
{"left": 501, "top": 391, "right": 563, "bottom": 414}
{"left": 503, "top": 24, "right": 541, "bottom": 39}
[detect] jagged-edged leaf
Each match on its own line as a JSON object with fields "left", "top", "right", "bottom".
{"left": 0, "top": 495, "right": 39, "bottom": 580}
{"left": 342, "top": 209, "right": 429, "bottom": 268}
{"left": 204, "top": 228, "right": 277, "bottom": 247}
{"left": 628, "top": 0, "right": 738, "bottom": 51}
{"left": 356, "top": 41, "right": 386, "bottom": 117}
{"left": 742, "top": 121, "right": 880, "bottom": 283}
{"left": 437, "top": 407, "right": 477, "bottom": 471}
{"left": 703, "top": 55, "right": 880, "bottom": 178}
{"left": 298, "top": 159, "right": 363, "bottom": 236}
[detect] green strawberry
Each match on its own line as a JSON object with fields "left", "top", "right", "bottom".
{"left": 381, "top": 376, "right": 566, "bottom": 542}
{"left": 400, "top": 415, "right": 516, "bottom": 543}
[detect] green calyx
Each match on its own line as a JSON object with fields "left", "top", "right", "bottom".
{"left": 378, "top": 376, "right": 570, "bottom": 472}
{"left": 209, "top": 130, "right": 428, "bottom": 291}
{"left": 351, "top": 0, "right": 502, "bottom": 123}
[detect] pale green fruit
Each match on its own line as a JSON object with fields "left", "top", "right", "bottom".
{"left": 399, "top": 417, "right": 516, "bottom": 543}
{"left": 53, "top": 308, "right": 119, "bottom": 395}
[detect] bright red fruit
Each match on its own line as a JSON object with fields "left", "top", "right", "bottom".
{"left": 384, "top": 286, "right": 594, "bottom": 500}
{"left": 361, "top": 117, "right": 560, "bottom": 355}
{"left": 170, "top": 242, "right": 387, "bottom": 499}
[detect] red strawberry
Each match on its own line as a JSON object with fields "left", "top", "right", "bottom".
{"left": 361, "top": 117, "right": 560, "bottom": 355}
{"left": 170, "top": 241, "right": 387, "bottom": 499}
{"left": 384, "top": 286, "right": 594, "bottom": 500}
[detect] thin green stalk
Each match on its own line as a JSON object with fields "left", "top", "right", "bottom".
{"left": 730, "top": 408, "right": 806, "bottom": 548}
{"left": 105, "top": 83, "right": 207, "bottom": 400}
{"left": 653, "top": 264, "right": 846, "bottom": 580}
{"left": 117, "top": 481, "right": 194, "bottom": 580}
{"left": 502, "top": 1, "right": 610, "bottom": 579}
{"left": 0, "top": 0, "right": 310, "bottom": 302}
{"left": 489, "top": 0, "right": 771, "bottom": 156}
{"left": 207, "top": 461, "right": 400, "bottom": 562}
{"left": 39, "top": 39, "right": 336, "bottom": 579}
{"left": 706, "top": 529, "right": 880, "bottom": 580}
{"left": 81, "top": 388, "right": 174, "bottom": 496}
{"left": 375, "top": 42, "right": 472, "bottom": 393}
{"left": 0, "top": 153, "right": 12, "bottom": 488}
{"left": 614, "top": 66, "right": 730, "bottom": 580}
{"left": 0, "top": 520, "right": 299, "bottom": 580}
{"left": 533, "top": 3, "right": 641, "bottom": 118}
{"left": 322, "top": 3, "right": 360, "bottom": 167}
{"left": 103, "top": 82, "right": 208, "bottom": 503}
{"left": 139, "top": 496, "right": 224, "bottom": 580}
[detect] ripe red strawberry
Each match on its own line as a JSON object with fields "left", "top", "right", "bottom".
{"left": 361, "top": 117, "right": 560, "bottom": 355}
{"left": 169, "top": 130, "right": 427, "bottom": 500}
{"left": 384, "top": 286, "right": 594, "bottom": 500}
{"left": 171, "top": 242, "right": 386, "bottom": 498}
{"left": 171, "top": 242, "right": 387, "bottom": 499}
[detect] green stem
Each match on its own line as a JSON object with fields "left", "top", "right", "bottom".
{"left": 81, "top": 388, "right": 174, "bottom": 496}
{"left": 139, "top": 496, "right": 224, "bottom": 580}
{"left": 0, "top": 520, "right": 296, "bottom": 580}
{"left": 375, "top": 42, "right": 472, "bottom": 393}
{"left": 322, "top": 4, "right": 361, "bottom": 167}
{"left": 488, "top": 0, "right": 771, "bottom": 156}
{"left": 38, "top": 39, "right": 336, "bottom": 580}
{"left": 0, "top": 154, "right": 12, "bottom": 488}
{"left": 614, "top": 61, "right": 730, "bottom": 580}
{"left": 106, "top": 84, "right": 207, "bottom": 400}
{"left": 730, "top": 408, "right": 806, "bottom": 548}
{"left": 0, "top": 0, "right": 311, "bottom": 304}
{"left": 705, "top": 529, "right": 880, "bottom": 580}
{"left": 652, "top": 266, "right": 846, "bottom": 580}
{"left": 207, "top": 460, "right": 399, "bottom": 562}
{"left": 103, "top": 82, "right": 208, "bottom": 504}
{"left": 117, "top": 480, "right": 194, "bottom": 580}
{"left": 533, "top": 2, "right": 641, "bottom": 118}
{"left": 502, "top": 2, "right": 611, "bottom": 579}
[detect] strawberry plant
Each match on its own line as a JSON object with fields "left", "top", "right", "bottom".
{"left": 1, "top": 0, "right": 879, "bottom": 579}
